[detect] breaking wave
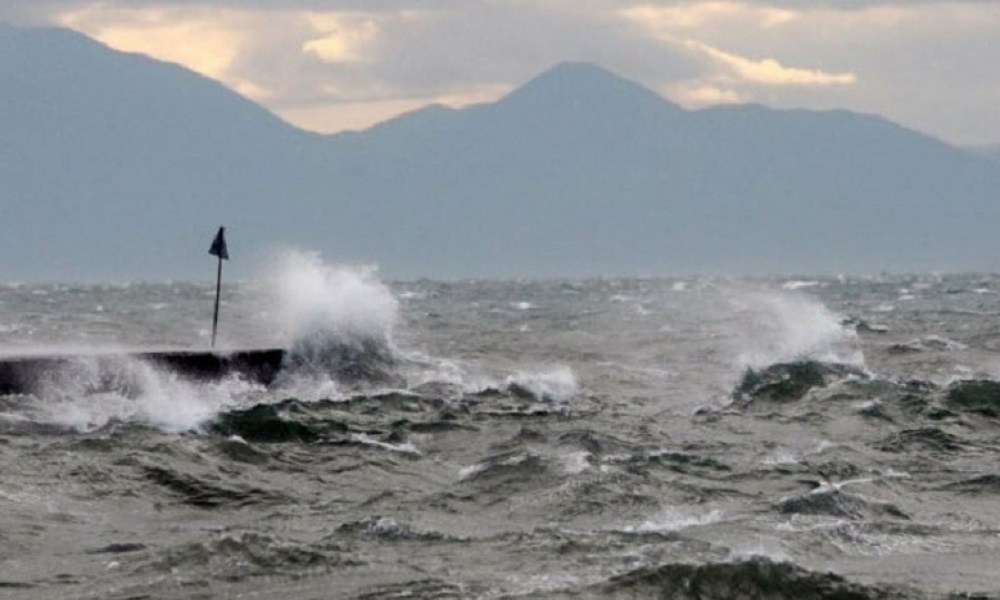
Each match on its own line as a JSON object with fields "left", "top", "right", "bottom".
{"left": 269, "top": 251, "right": 399, "bottom": 385}
{"left": 728, "top": 288, "right": 863, "bottom": 369}
{"left": 503, "top": 366, "right": 580, "bottom": 403}
{"left": 1, "top": 252, "right": 406, "bottom": 433}
{"left": 588, "top": 557, "right": 908, "bottom": 598}
{"left": 11, "top": 355, "right": 262, "bottom": 433}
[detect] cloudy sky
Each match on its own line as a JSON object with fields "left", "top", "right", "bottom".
{"left": 2, "top": 0, "right": 997, "bottom": 146}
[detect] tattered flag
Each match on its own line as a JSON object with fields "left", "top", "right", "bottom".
{"left": 209, "top": 226, "right": 229, "bottom": 260}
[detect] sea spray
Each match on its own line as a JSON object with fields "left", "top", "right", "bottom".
{"left": 30, "top": 355, "right": 261, "bottom": 433}
{"left": 267, "top": 251, "right": 400, "bottom": 384}
{"left": 728, "top": 288, "right": 864, "bottom": 370}
{"left": 503, "top": 366, "right": 579, "bottom": 403}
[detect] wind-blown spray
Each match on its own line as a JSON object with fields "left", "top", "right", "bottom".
{"left": 269, "top": 251, "right": 400, "bottom": 382}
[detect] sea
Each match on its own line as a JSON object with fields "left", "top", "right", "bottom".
{"left": 1, "top": 252, "right": 999, "bottom": 599}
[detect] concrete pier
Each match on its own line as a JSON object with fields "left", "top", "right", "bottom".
{"left": 0, "top": 349, "right": 287, "bottom": 395}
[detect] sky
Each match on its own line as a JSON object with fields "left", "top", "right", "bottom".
{"left": 1, "top": 0, "right": 997, "bottom": 146}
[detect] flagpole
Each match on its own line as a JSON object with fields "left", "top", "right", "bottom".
{"left": 211, "top": 254, "right": 222, "bottom": 348}
{"left": 208, "top": 226, "right": 228, "bottom": 350}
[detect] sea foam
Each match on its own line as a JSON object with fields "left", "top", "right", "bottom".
{"left": 30, "top": 355, "right": 261, "bottom": 433}
{"left": 504, "top": 366, "right": 580, "bottom": 403}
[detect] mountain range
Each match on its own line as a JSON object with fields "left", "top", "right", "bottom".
{"left": 968, "top": 145, "right": 1000, "bottom": 165}
{"left": 2, "top": 24, "right": 999, "bottom": 281}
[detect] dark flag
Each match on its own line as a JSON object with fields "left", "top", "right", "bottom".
{"left": 209, "top": 227, "right": 229, "bottom": 260}
{"left": 209, "top": 226, "right": 228, "bottom": 348}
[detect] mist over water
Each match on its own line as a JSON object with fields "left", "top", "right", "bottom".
{"left": 2, "top": 271, "right": 1000, "bottom": 598}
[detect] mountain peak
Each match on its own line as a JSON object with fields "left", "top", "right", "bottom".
{"left": 499, "top": 61, "right": 681, "bottom": 113}
{"left": 533, "top": 61, "right": 623, "bottom": 82}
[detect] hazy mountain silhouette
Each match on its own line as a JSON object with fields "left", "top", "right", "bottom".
{"left": 3, "top": 25, "right": 999, "bottom": 281}
{"left": 0, "top": 24, "right": 331, "bottom": 280}
{"left": 968, "top": 145, "right": 1000, "bottom": 165}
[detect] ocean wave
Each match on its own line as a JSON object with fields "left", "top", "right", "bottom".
{"left": 335, "top": 516, "right": 456, "bottom": 542}
{"left": 137, "top": 531, "right": 348, "bottom": 581}
{"left": 503, "top": 366, "right": 580, "bottom": 403}
{"left": 732, "top": 360, "right": 869, "bottom": 406}
{"left": 268, "top": 251, "right": 402, "bottom": 387}
{"left": 728, "top": 289, "right": 864, "bottom": 370}
{"left": 579, "top": 557, "right": 913, "bottom": 599}
{"left": 944, "top": 379, "right": 1000, "bottom": 417}
{"left": 141, "top": 464, "right": 286, "bottom": 509}
{"left": 9, "top": 355, "right": 263, "bottom": 433}
{"left": 209, "top": 400, "right": 338, "bottom": 443}
{"left": 621, "top": 506, "right": 726, "bottom": 533}
{"left": 776, "top": 489, "right": 909, "bottom": 521}
{"left": 877, "top": 427, "right": 967, "bottom": 453}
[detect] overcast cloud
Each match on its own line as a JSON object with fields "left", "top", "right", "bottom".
{"left": 1, "top": 0, "right": 996, "bottom": 144}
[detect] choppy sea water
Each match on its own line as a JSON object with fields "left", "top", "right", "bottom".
{"left": 2, "top": 258, "right": 1000, "bottom": 598}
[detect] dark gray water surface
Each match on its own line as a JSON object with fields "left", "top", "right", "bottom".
{"left": 1, "top": 272, "right": 999, "bottom": 598}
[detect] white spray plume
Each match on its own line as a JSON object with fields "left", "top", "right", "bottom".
{"left": 731, "top": 289, "right": 863, "bottom": 369}
{"left": 271, "top": 250, "right": 398, "bottom": 355}
{"left": 504, "top": 366, "right": 580, "bottom": 403}
{"left": 32, "top": 356, "right": 259, "bottom": 433}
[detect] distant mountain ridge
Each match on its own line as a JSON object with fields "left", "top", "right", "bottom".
{"left": 967, "top": 144, "right": 1000, "bottom": 165}
{"left": 2, "top": 24, "right": 1000, "bottom": 281}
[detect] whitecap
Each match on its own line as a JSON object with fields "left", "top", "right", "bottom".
{"left": 730, "top": 290, "right": 864, "bottom": 369}
{"left": 623, "top": 507, "right": 725, "bottom": 533}
{"left": 28, "top": 355, "right": 263, "bottom": 433}
{"left": 763, "top": 449, "right": 800, "bottom": 466}
{"left": 351, "top": 433, "right": 421, "bottom": 455}
{"left": 504, "top": 366, "right": 579, "bottom": 403}
{"left": 557, "top": 451, "right": 591, "bottom": 475}
{"left": 782, "top": 280, "right": 819, "bottom": 290}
